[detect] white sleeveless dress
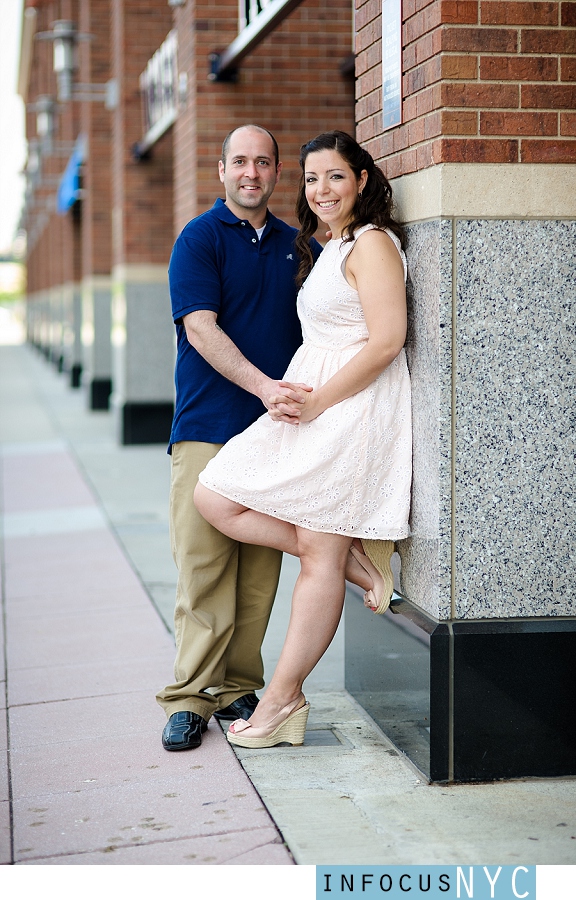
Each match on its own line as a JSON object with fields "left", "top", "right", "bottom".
{"left": 198, "top": 225, "right": 412, "bottom": 540}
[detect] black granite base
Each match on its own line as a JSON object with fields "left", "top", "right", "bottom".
{"left": 345, "top": 592, "right": 576, "bottom": 783}
{"left": 120, "top": 401, "right": 174, "bottom": 445}
{"left": 70, "top": 364, "right": 82, "bottom": 388}
{"left": 89, "top": 378, "right": 112, "bottom": 410}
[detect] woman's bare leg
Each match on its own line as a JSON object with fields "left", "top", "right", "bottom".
{"left": 243, "top": 527, "right": 351, "bottom": 729}
{"left": 195, "top": 483, "right": 374, "bottom": 593}
{"left": 194, "top": 482, "right": 300, "bottom": 555}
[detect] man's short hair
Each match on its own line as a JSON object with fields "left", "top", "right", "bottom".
{"left": 221, "top": 125, "right": 279, "bottom": 169}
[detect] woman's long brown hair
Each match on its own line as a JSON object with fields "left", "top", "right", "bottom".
{"left": 294, "top": 130, "right": 404, "bottom": 287}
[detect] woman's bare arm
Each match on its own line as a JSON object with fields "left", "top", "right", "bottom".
{"left": 269, "top": 229, "right": 406, "bottom": 424}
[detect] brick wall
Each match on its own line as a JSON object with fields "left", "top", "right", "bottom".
{"left": 173, "top": 0, "right": 356, "bottom": 234}
{"left": 79, "top": 0, "right": 112, "bottom": 278}
{"left": 110, "top": 0, "right": 174, "bottom": 267}
{"left": 356, "top": 0, "right": 576, "bottom": 178}
{"left": 24, "top": 0, "right": 80, "bottom": 295}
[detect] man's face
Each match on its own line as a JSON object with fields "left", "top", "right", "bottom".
{"left": 218, "top": 128, "right": 282, "bottom": 220}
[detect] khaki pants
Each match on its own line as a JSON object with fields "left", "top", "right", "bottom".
{"left": 156, "top": 441, "right": 282, "bottom": 721}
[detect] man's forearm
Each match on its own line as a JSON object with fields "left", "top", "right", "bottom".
{"left": 183, "top": 310, "right": 305, "bottom": 411}
{"left": 185, "top": 312, "right": 269, "bottom": 397}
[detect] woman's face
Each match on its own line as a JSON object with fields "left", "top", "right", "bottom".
{"left": 303, "top": 149, "right": 367, "bottom": 238}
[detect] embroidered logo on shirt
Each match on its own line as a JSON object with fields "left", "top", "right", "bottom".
{"left": 286, "top": 254, "right": 293, "bottom": 260}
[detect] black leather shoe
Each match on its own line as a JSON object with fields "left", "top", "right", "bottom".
{"left": 162, "top": 711, "right": 208, "bottom": 751}
{"left": 214, "top": 692, "right": 260, "bottom": 721}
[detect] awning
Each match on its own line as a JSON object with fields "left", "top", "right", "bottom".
{"left": 57, "top": 134, "right": 86, "bottom": 215}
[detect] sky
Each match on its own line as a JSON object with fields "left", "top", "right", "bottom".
{"left": 0, "top": 0, "right": 26, "bottom": 255}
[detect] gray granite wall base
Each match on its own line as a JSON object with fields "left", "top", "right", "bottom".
{"left": 82, "top": 283, "right": 113, "bottom": 409}
{"left": 26, "top": 291, "right": 47, "bottom": 349}
{"left": 70, "top": 286, "right": 83, "bottom": 388}
{"left": 398, "top": 218, "right": 575, "bottom": 621}
{"left": 111, "top": 279, "right": 175, "bottom": 445}
{"left": 49, "top": 289, "right": 65, "bottom": 370}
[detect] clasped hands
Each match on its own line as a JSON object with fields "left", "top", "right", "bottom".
{"left": 263, "top": 380, "right": 320, "bottom": 425}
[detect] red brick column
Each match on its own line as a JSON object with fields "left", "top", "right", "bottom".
{"left": 110, "top": 0, "right": 174, "bottom": 268}
{"left": 109, "top": 0, "right": 176, "bottom": 443}
{"left": 22, "top": 0, "right": 81, "bottom": 374}
{"left": 77, "top": 0, "right": 113, "bottom": 404}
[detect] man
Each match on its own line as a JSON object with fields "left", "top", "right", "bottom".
{"left": 156, "top": 125, "right": 321, "bottom": 750}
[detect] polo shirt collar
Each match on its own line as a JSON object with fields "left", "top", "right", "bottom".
{"left": 212, "top": 198, "right": 282, "bottom": 232}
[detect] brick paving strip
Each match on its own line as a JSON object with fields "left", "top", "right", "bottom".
{"left": 0, "top": 346, "right": 292, "bottom": 866}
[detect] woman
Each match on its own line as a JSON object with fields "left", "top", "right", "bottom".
{"left": 194, "top": 131, "right": 411, "bottom": 749}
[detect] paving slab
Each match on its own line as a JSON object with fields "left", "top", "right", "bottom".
{"left": 0, "top": 751, "right": 8, "bottom": 803}
{"left": 0, "top": 712, "right": 6, "bottom": 751}
{"left": 0, "top": 800, "right": 11, "bottom": 865}
{"left": 12, "top": 761, "right": 277, "bottom": 862}
{"left": 0, "top": 340, "right": 292, "bottom": 868}
{"left": 9, "top": 720, "right": 228, "bottom": 798}
{"left": 112, "top": 530, "right": 176, "bottom": 585}
{"left": 0, "top": 613, "right": 5, "bottom": 706}
{"left": 8, "top": 689, "right": 167, "bottom": 751}
{"left": 7, "top": 650, "right": 171, "bottom": 707}
{"left": 2, "top": 452, "right": 97, "bottom": 514}
{"left": 233, "top": 691, "right": 576, "bottom": 866}
{"left": 17, "top": 826, "right": 291, "bottom": 865}
{"left": 0, "top": 398, "right": 57, "bottom": 445}
{"left": 4, "top": 529, "right": 145, "bottom": 593}
{"left": 6, "top": 603, "right": 171, "bottom": 671}
{"left": 3, "top": 532, "right": 147, "bottom": 602}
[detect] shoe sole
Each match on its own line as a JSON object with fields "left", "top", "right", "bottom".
{"left": 360, "top": 539, "right": 394, "bottom": 614}
{"left": 226, "top": 703, "right": 310, "bottom": 749}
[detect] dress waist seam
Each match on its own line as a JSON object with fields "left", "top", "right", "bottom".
{"left": 300, "top": 338, "right": 367, "bottom": 352}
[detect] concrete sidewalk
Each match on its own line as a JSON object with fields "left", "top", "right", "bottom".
{"left": 0, "top": 341, "right": 291, "bottom": 865}
{"left": 1, "top": 331, "right": 576, "bottom": 866}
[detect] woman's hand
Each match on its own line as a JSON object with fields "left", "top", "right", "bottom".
{"left": 294, "top": 390, "right": 324, "bottom": 424}
{"left": 268, "top": 387, "right": 325, "bottom": 425}
{"left": 267, "top": 382, "right": 313, "bottom": 425}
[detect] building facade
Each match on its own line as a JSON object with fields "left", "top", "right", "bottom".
{"left": 19, "top": 0, "right": 354, "bottom": 440}
{"left": 346, "top": 0, "right": 576, "bottom": 781}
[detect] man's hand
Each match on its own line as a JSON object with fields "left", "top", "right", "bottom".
{"left": 183, "top": 312, "right": 312, "bottom": 416}
{"left": 262, "top": 380, "right": 313, "bottom": 424}
{"left": 267, "top": 382, "right": 321, "bottom": 425}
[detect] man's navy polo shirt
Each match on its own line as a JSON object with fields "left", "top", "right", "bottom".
{"left": 168, "top": 198, "right": 320, "bottom": 449}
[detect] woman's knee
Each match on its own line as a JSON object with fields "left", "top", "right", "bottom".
{"left": 296, "top": 529, "right": 351, "bottom": 572}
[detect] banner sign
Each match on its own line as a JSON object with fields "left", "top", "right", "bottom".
{"left": 382, "top": 0, "right": 402, "bottom": 130}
